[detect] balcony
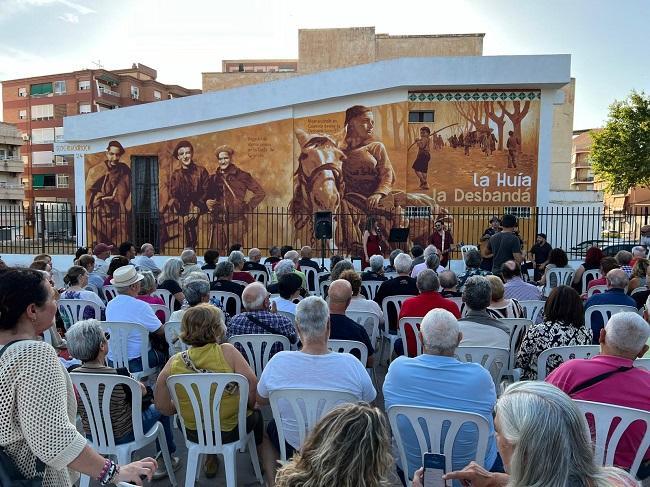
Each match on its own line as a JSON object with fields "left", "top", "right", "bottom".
{"left": 0, "top": 157, "right": 25, "bottom": 173}
{"left": 98, "top": 86, "right": 120, "bottom": 97}
{"left": 0, "top": 183, "right": 25, "bottom": 200}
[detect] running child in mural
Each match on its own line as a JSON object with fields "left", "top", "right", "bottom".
{"left": 205, "top": 145, "right": 266, "bottom": 253}
{"left": 87, "top": 140, "right": 130, "bottom": 247}
{"left": 410, "top": 126, "right": 432, "bottom": 190}
{"left": 166, "top": 140, "right": 209, "bottom": 249}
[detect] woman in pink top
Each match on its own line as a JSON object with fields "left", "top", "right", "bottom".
{"left": 135, "top": 270, "right": 165, "bottom": 322}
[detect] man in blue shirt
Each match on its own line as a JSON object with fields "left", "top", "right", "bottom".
{"left": 383, "top": 308, "right": 498, "bottom": 482}
{"left": 584, "top": 269, "right": 637, "bottom": 343}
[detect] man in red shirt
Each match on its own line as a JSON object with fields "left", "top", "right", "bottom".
{"left": 398, "top": 269, "right": 460, "bottom": 357}
{"left": 546, "top": 311, "right": 650, "bottom": 478}
{"left": 429, "top": 220, "right": 454, "bottom": 268}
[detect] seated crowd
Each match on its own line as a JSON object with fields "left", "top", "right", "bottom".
{"left": 0, "top": 228, "right": 649, "bottom": 486}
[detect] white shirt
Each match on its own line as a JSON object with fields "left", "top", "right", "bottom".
{"left": 458, "top": 321, "right": 510, "bottom": 349}
{"left": 93, "top": 256, "right": 108, "bottom": 275}
{"left": 258, "top": 350, "right": 376, "bottom": 447}
{"left": 105, "top": 294, "right": 162, "bottom": 359}
{"left": 272, "top": 297, "right": 297, "bottom": 314}
{"left": 411, "top": 262, "right": 446, "bottom": 278}
{"left": 347, "top": 295, "right": 384, "bottom": 326}
{"left": 132, "top": 255, "right": 161, "bottom": 275}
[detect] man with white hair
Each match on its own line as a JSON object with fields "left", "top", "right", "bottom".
{"left": 547, "top": 312, "right": 650, "bottom": 477}
{"left": 180, "top": 248, "right": 201, "bottom": 278}
{"left": 361, "top": 254, "right": 388, "bottom": 282}
{"left": 267, "top": 258, "right": 300, "bottom": 295}
{"left": 132, "top": 243, "right": 161, "bottom": 276}
{"left": 584, "top": 268, "right": 636, "bottom": 343}
{"left": 243, "top": 247, "right": 268, "bottom": 275}
{"left": 458, "top": 275, "right": 510, "bottom": 349}
{"left": 257, "top": 296, "right": 376, "bottom": 457}
{"left": 630, "top": 245, "right": 647, "bottom": 267}
{"left": 439, "top": 270, "right": 462, "bottom": 298}
{"left": 298, "top": 245, "right": 320, "bottom": 272}
{"left": 411, "top": 244, "right": 444, "bottom": 278}
{"left": 384, "top": 308, "right": 499, "bottom": 481}
{"left": 228, "top": 282, "right": 297, "bottom": 350}
{"left": 373, "top": 252, "right": 419, "bottom": 309}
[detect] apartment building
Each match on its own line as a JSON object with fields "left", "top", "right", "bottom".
{"left": 1, "top": 63, "right": 200, "bottom": 210}
{"left": 0, "top": 122, "right": 24, "bottom": 239}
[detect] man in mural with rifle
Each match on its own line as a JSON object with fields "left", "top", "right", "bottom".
{"left": 166, "top": 140, "right": 209, "bottom": 249}
{"left": 87, "top": 140, "right": 130, "bottom": 247}
{"left": 205, "top": 145, "right": 266, "bottom": 253}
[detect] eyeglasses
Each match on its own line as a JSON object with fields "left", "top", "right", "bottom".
{"left": 104, "top": 332, "right": 111, "bottom": 341}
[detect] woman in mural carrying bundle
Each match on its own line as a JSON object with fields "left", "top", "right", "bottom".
{"left": 410, "top": 126, "right": 432, "bottom": 190}
{"left": 205, "top": 145, "right": 266, "bottom": 253}
{"left": 166, "top": 140, "right": 209, "bottom": 249}
{"left": 87, "top": 140, "right": 131, "bottom": 247}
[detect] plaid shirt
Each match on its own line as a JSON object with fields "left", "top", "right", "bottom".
{"left": 457, "top": 267, "right": 491, "bottom": 289}
{"left": 227, "top": 310, "right": 297, "bottom": 357}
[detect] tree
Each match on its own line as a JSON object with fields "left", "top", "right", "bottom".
{"left": 498, "top": 100, "right": 530, "bottom": 144}
{"left": 591, "top": 91, "right": 650, "bottom": 193}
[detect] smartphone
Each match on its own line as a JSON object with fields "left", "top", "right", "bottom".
{"left": 422, "top": 452, "right": 448, "bottom": 487}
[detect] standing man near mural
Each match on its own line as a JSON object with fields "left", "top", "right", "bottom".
{"left": 87, "top": 140, "right": 130, "bottom": 247}
{"left": 507, "top": 130, "right": 520, "bottom": 168}
{"left": 205, "top": 145, "right": 265, "bottom": 252}
{"left": 167, "top": 140, "right": 209, "bottom": 249}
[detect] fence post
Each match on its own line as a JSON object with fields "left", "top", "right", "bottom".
{"left": 39, "top": 204, "right": 46, "bottom": 255}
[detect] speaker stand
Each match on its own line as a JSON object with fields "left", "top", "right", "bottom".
{"left": 320, "top": 237, "right": 327, "bottom": 272}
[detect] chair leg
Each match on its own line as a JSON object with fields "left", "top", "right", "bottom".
{"left": 185, "top": 450, "right": 200, "bottom": 487}
{"left": 157, "top": 428, "right": 178, "bottom": 486}
{"left": 223, "top": 447, "right": 237, "bottom": 487}
{"left": 79, "top": 474, "right": 90, "bottom": 487}
{"left": 248, "top": 434, "right": 264, "bottom": 484}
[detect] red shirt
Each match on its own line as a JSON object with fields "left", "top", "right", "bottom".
{"left": 398, "top": 291, "right": 461, "bottom": 357}
{"left": 587, "top": 276, "right": 607, "bottom": 290}
{"left": 546, "top": 354, "right": 650, "bottom": 469}
{"left": 429, "top": 230, "right": 454, "bottom": 253}
{"left": 233, "top": 271, "right": 255, "bottom": 284}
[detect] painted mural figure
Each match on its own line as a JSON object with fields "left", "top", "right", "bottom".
{"left": 205, "top": 145, "right": 265, "bottom": 252}
{"left": 87, "top": 140, "right": 130, "bottom": 247}
{"left": 167, "top": 140, "right": 209, "bottom": 249}
{"left": 507, "top": 130, "right": 520, "bottom": 168}
{"left": 410, "top": 126, "right": 432, "bottom": 190}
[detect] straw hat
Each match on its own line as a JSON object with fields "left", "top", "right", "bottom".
{"left": 110, "top": 265, "right": 144, "bottom": 287}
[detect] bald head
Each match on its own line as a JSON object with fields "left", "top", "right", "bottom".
{"left": 328, "top": 279, "right": 352, "bottom": 314}
{"left": 248, "top": 248, "right": 262, "bottom": 262}
{"left": 242, "top": 282, "right": 268, "bottom": 311}
{"left": 606, "top": 268, "right": 629, "bottom": 290}
{"left": 300, "top": 246, "right": 312, "bottom": 258}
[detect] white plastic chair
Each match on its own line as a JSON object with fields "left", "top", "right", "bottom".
{"left": 630, "top": 285, "right": 648, "bottom": 296}
{"left": 518, "top": 300, "right": 545, "bottom": 323}
{"left": 500, "top": 317, "right": 532, "bottom": 375}
{"left": 585, "top": 305, "right": 639, "bottom": 332}
{"left": 58, "top": 298, "right": 102, "bottom": 329}
{"left": 574, "top": 400, "right": 650, "bottom": 476}
{"left": 209, "top": 291, "right": 242, "bottom": 316}
{"left": 232, "top": 279, "right": 249, "bottom": 287}
{"left": 103, "top": 321, "right": 159, "bottom": 380}
{"left": 264, "top": 262, "right": 274, "bottom": 275}
{"left": 268, "top": 388, "right": 358, "bottom": 461}
{"left": 460, "top": 245, "right": 479, "bottom": 273}
{"left": 544, "top": 268, "right": 575, "bottom": 296}
{"left": 398, "top": 317, "right": 423, "bottom": 357}
{"left": 42, "top": 328, "right": 55, "bottom": 347}
{"left": 152, "top": 288, "right": 177, "bottom": 311}
{"left": 582, "top": 269, "right": 602, "bottom": 294}
{"left": 103, "top": 285, "right": 117, "bottom": 301}
{"left": 536, "top": 345, "right": 600, "bottom": 380}
{"left": 84, "top": 283, "right": 101, "bottom": 296}
{"left": 448, "top": 296, "right": 464, "bottom": 312}
{"left": 166, "top": 373, "right": 263, "bottom": 487}
{"left": 455, "top": 346, "right": 510, "bottom": 388}
{"left": 303, "top": 267, "right": 319, "bottom": 295}
{"left": 327, "top": 339, "right": 369, "bottom": 366}
{"left": 346, "top": 310, "right": 380, "bottom": 351}
{"left": 149, "top": 303, "right": 170, "bottom": 324}
{"left": 634, "top": 357, "right": 650, "bottom": 370}
{"left": 319, "top": 280, "right": 331, "bottom": 299}
{"left": 380, "top": 295, "right": 413, "bottom": 364}
{"left": 228, "top": 334, "right": 291, "bottom": 377}
{"left": 163, "top": 321, "right": 188, "bottom": 355}
{"left": 204, "top": 269, "right": 215, "bottom": 282}
{"left": 70, "top": 373, "right": 177, "bottom": 487}
{"left": 277, "top": 310, "right": 295, "bottom": 324}
{"left": 361, "top": 280, "right": 384, "bottom": 301}
{"left": 587, "top": 285, "right": 608, "bottom": 298}
{"left": 250, "top": 269, "right": 268, "bottom": 286}
{"left": 388, "top": 404, "right": 490, "bottom": 485}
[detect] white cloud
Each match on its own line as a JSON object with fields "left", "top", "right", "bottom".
{"left": 0, "top": 0, "right": 95, "bottom": 21}
{"left": 57, "top": 12, "right": 79, "bottom": 23}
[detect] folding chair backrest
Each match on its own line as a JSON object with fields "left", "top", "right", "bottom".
{"left": 582, "top": 269, "right": 602, "bottom": 294}
{"left": 166, "top": 373, "right": 249, "bottom": 450}
{"left": 69, "top": 372, "right": 143, "bottom": 450}
{"left": 228, "top": 334, "right": 291, "bottom": 376}
{"left": 630, "top": 285, "right": 649, "bottom": 296}
{"left": 361, "top": 280, "right": 384, "bottom": 301}
{"left": 455, "top": 346, "right": 510, "bottom": 388}
{"left": 460, "top": 245, "right": 478, "bottom": 273}
{"left": 250, "top": 270, "right": 268, "bottom": 286}
{"left": 204, "top": 269, "right": 215, "bottom": 282}
{"left": 149, "top": 304, "right": 170, "bottom": 323}
{"left": 163, "top": 321, "right": 188, "bottom": 354}
{"left": 634, "top": 358, "right": 650, "bottom": 370}
{"left": 84, "top": 283, "right": 101, "bottom": 296}
{"left": 268, "top": 388, "right": 358, "bottom": 461}
{"left": 152, "top": 289, "right": 176, "bottom": 311}
{"left": 303, "top": 267, "right": 318, "bottom": 294}
{"left": 587, "top": 285, "right": 608, "bottom": 298}
{"left": 327, "top": 339, "right": 368, "bottom": 366}
{"left": 388, "top": 404, "right": 490, "bottom": 482}
{"left": 574, "top": 400, "right": 650, "bottom": 475}
{"left": 398, "top": 317, "right": 423, "bottom": 357}
{"left": 319, "top": 280, "right": 331, "bottom": 299}
{"left": 536, "top": 345, "right": 600, "bottom": 380}
{"left": 346, "top": 310, "right": 380, "bottom": 348}
{"left": 545, "top": 268, "right": 575, "bottom": 295}
{"left": 518, "top": 300, "right": 545, "bottom": 323}
{"left": 103, "top": 285, "right": 117, "bottom": 302}
{"left": 102, "top": 321, "right": 154, "bottom": 379}
{"left": 381, "top": 295, "right": 413, "bottom": 333}
{"left": 585, "top": 305, "right": 639, "bottom": 331}
{"left": 58, "top": 298, "right": 102, "bottom": 330}
{"left": 209, "top": 291, "right": 242, "bottom": 316}
{"left": 500, "top": 317, "right": 532, "bottom": 371}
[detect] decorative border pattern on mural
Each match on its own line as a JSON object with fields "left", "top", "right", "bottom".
{"left": 408, "top": 91, "right": 541, "bottom": 102}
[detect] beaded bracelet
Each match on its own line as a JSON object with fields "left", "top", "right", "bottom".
{"left": 99, "top": 460, "right": 119, "bottom": 486}
{"left": 96, "top": 458, "right": 111, "bottom": 482}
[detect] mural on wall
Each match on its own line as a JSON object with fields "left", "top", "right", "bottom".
{"left": 82, "top": 92, "right": 540, "bottom": 254}
{"left": 406, "top": 91, "right": 540, "bottom": 205}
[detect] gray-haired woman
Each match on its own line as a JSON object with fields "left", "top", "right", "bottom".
{"left": 168, "top": 277, "right": 211, "bottom": 323}
{"left": 136, "top": 270, "right": 166, "bottom": 322}
{"left": 157, "top": 258, "right": 185, "bottom": 310}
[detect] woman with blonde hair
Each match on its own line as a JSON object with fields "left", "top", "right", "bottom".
{"left": 628, "top": 258, "right": 649, "bottom": 294}
{"left": 275, "top": 402, "right": 393, "bottom": 487}
{"left": 486, "top": 275, "right": 523, "bottom": 318}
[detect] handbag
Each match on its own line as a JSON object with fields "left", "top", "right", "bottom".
{"left": 0, "top": 340, "right": 45, "bottom": 487}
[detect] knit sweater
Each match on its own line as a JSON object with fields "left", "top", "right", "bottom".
{"left": 0, "top": 340, "right": 86, "bottom": 486}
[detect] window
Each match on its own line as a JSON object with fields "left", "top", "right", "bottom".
{"left": 153, "top": 90, "right": 162, "bottom": 100}
{"left": 18, "top": 87, "right": 27, "bottom": 97}
{"left": 31, "top": 128, "right": 55, "bottom": 144}
{"left": 54, "top": 126, "right": 64, "bottom": 142}
{"left": 30, "top": 82, "right": 53, "bottom": 96}
{"left": 53, "top": 80, "right": 66, "bottom": 94}
{"left": 31, "top": 104, "right": 54, "bottom": 120}
{"left": 32, "top": 174, "right": 56, "bottom": 188}
{"left": 504, "top": 207, "right": 531, "bottom": 219}
{"left": 78, "top": 80, "right": 91, "bottom": 91}
{"left": 79, "top": 103, "right": 92, "bottom": 114}
{"left": 32, "top": 151, "right": 53, "bottom": 165}
{"left": 130, "top": 85, "right": 139, "bottom": 99}
{"left": 168, "top": 93, "right": 174, "bottom": 99}
{"left": 19, "top": 109, "right": 27, "bottom": 120}
{"left": 55, "top": 155, "right": 73, "bottom": 165}
{"left": 405, "top": 206, "right": 432, "bottom": 219}
{"left": 56, "top": 174, "right": 69, "bottom": 188}
{"left": 408, "top": 111, "right": 435, "bottom": 123}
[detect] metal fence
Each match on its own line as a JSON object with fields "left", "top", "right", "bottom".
{"left": 0, "top": 204, "right": 647, "bottom": 258}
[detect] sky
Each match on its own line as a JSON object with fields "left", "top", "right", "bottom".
{"left": 0, "top": 0, "right": 648, "bottom": 130}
